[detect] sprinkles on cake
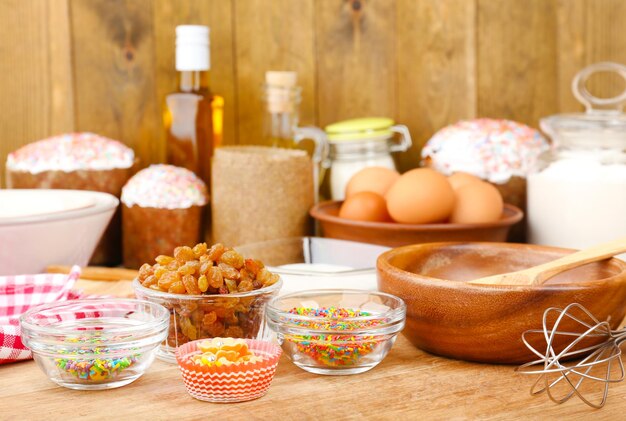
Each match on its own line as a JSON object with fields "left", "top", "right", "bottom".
{"left": 421, "top": 119, "right": 549, "bottom": 184}
{"left": 6, "top": 133, "right": 135, "bottom": 174}
{"left": 121, "top": 164, "right": 208, "bottom": 209}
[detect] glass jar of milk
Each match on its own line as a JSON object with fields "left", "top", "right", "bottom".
{"left": 323, "top": 118, "right": 412, "bottom": 200}
{"left": 528, "top": 62, "right": 626, "bottom": 249}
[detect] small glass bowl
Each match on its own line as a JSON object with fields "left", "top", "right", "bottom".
{"left": 176, "top": 338, "right": 282, "bottom": 402}
{"left": 20, "top": 298, "right": 169, "bottom": 390}
{"left": 133, "top": 278, "right": 282, "bottom": 363}
{"left": 265, "top": 289, "right": 406, "bottom": 375}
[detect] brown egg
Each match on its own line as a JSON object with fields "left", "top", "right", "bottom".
{"left": 339, "top": 191, "right": 391, "bottom": 222}
{"left": 385, "top": 168, "right": 455, "bottom": 224}
{"left": 448, "top": 172, "right": 482, "bottom": 191}
{"left": 345, "top": 167, "right": 400, "bottom": 198}
{"left": 450, "top": 181, "right": 504, "bottom": 224}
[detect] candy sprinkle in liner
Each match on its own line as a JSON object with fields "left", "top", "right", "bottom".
{"left": 285, "top": 306, "right": 386, "bottom": 367}
{"left": 175, "top": 338, "right": 282, "bottom": 403}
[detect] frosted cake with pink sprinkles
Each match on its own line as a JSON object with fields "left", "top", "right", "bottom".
{"left": 421, "top": 119, "right": 549, "bottom": 184}
{"left": 121, "top": 165, "right": 208, "bottom": 268}
{"left": 7, "top": 133, "right": 134, "bottom": 174}
{"left": 121, "top": 164, "right": 208, "bottom": 210}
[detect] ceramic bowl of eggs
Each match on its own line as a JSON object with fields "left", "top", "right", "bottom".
{"left": 310, "top": 167, "right": 523, "bottom": 248}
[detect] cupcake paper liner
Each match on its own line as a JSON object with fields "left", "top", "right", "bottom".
{"left": 175, "top": 338, "right": 281, "bottom": 403}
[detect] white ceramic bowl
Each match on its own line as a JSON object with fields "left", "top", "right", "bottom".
{"left": 0, "top": 189, "right": 118, "bottom": 275}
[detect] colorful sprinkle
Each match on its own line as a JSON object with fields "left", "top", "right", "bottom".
{"left": 6, "top": 132, "right": 134, "bottom": 174}
{"left": 421, "top": 118, "right": 549, "bottom": 183}
{"left": 54, "top": 335, "right": 140, "bottom": 382}
{"left": 284, "top": 307, "right": 384, "bottom": 367}
{"left": 121, "top": 164, "right": 208, "bottom": 209}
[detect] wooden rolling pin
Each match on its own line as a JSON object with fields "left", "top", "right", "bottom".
{"left": 46, "top": 265, "right": 138, "bottom": 281}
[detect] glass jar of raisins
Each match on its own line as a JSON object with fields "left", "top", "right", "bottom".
{"left": 132, "top": 243, "right": 282, "bottom": 363}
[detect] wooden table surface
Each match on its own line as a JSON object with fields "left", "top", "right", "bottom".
{"left": 2, "top": 279, "right": 624, "bottom": 420}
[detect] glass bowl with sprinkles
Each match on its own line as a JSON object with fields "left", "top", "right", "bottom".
{"left": 266, "top": 289, "right": 406, "bottom": 375}
{"left": 20, "top": 299, "right": 169, "bottom": 390}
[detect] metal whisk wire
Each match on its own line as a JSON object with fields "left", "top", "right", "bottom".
{"left": 516, "top": 303, "right": 626, "bottom": 409}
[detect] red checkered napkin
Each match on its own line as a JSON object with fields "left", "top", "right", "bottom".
{"left": 0, "top": 266, "right": 82, "bottom": 364}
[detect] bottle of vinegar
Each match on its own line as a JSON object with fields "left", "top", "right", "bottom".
{"left": 164, "top": 25, "right": 223, "bottom": 188}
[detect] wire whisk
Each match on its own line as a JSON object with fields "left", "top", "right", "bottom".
{"left": 516, "top": 303, "right": 626, "bottom": 409}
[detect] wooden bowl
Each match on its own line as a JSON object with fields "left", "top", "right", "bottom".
{"left": 377, "top": 242, "right": 626, "bottom": 364}
{"left": 310, "top": 201, "right": 523, "bottom": 248}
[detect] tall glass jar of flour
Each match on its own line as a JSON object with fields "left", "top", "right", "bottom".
{"left": 528, "top": 62, "right": 626, "bottom": 250}
{"left": 323, "top": 118, "right": 412, "bottom": 200}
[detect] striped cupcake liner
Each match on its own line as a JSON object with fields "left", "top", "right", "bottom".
{"left": 175, "top": 338, "right": 281, "bottom": 403}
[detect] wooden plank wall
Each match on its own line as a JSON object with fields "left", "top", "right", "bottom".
{"left": 2, "top": 0, "right": 626, "bottom": 186}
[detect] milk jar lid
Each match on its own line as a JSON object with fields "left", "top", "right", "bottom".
{"left": 325, "top": 117, "right": 394, "bottom": 142}
{"left": 540, "top": 62, "right": 626, "bottom": 146}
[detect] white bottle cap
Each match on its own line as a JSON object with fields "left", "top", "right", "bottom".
{"left": 176, "top": 25, "right": 210, "bottom": 71}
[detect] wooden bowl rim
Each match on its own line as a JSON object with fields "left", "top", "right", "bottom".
{"left": 377, "top": 242, "right": 626, "bottom": 291}
{"left": 310, "top": 201, "right": 523, "bottom": 231}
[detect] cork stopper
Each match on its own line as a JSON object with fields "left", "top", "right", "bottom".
{"left": 265, "top": 71, "right": 298, "bottom": 113}
{"left": 265, "top": 71, "right": 297, "bottom": 87}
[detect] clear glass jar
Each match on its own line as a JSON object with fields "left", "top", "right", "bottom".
{"left": 323, "top": 117, "right": 412, "bottom": 200}
{"left": 528, "top": 62, "right": 626, "bottom": 250}
{"left": 261, "top": 74, "right": 329, "bottom": 203}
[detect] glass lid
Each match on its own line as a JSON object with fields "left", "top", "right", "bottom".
{"left": 541, "top": 62, "right": 626, "bottom": 145}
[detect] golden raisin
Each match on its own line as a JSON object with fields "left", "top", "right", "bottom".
{"left": 177, "top": 263, "right": 195, "bottom": 276}
{"left": 238, "top": 280, "right": 254, "bottom": 292}
{"left": 166, "top": 260, "right": 181, "bottom": 271}
{"left": 142, "top": 275, "right": 157, "bottom": 287}
{"left": 207, "top": 266, "right": 224, "bottom": 289}
{"left": 168, "top": 281, "right": 187, "bottom": 294}
{"left": 207, "top": 243, "right": 226, "bottom": 261}
{"left": 158, "top": 272, "right": 179, "bottom": 290}
{"left": 198, "top": 275, "right": 209, "bottom": 293}
{"left": 225, "top": 279, "right": 238, "bottom": 294}
{"left": 239, "top": 268, "right": 252, "bottom": 284}
{"left": 182, "top": 274, "right": 201, "bottom": 295}
{"left": 192, "top": 242, "right": 208, "bottom": 258}
{"left": 256, "top": 268, "right": 272, "bottom": 285}
{"left": 224, "top": 326, "right": 244, "bottom": 338}
{"left": 200, "top": 261, "right": 212, "bottom": 275}
{"left": 155, "top": 255, "right": 174, "bottom": 265}
{"left": 205, "top": 321, "right": 225, "bottom": 337}
{"left": 244, "top": 259, "right": 263, "bottom": 276}
{"left": 154, "top": 266, "right": 168, "bottom": 280}
{"left": 138, "top": 263, "right": 153, "bottom": 281}
{"left": 265, "top": 273, "right": 280, "bottom": 287}
{"left": 219, "top": 250, "right": 244, "bottom": 269}
{"left": 218, "top": 263, "right": 240, "bottom": 280}
{"left": 174, "top": 246, "right": 195, "bottom": 262}
{"left": 202, "top": 311, "right": 217, "bottom": 326}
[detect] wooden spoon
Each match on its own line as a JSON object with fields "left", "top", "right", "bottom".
{"left": 468, "top": 236, "right": 626, "bottom": 286}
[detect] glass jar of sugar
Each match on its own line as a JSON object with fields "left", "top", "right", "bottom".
{"left": 528, "top": 62, "right": 626, "bottom": 250}
{"left": 323, "top": 117, "right": 412, "bottom": 200}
